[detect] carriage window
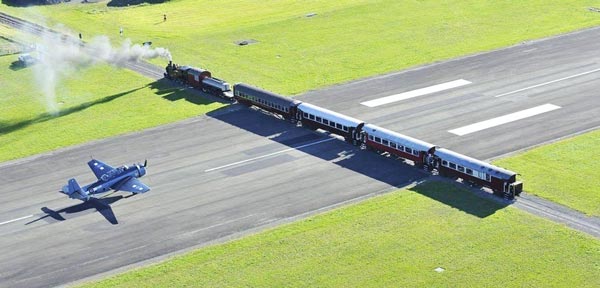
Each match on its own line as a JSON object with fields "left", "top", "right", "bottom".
{"left": 343, "top": 126, "right": 349, "bottom": 132}
{"left": 309, "top": 114, "right": 315, "bottom": 120}
{"left": 442, "top": 160, "right": 448, "bottom": 167}
{"left": 485, "top": 174, "right": 491, "bottom": 182}
{"left": 303, "top": 112, "right": 308, "bottom": 118}
{"left": 374, "top": 137, "right": 382, "bottom": 143}
{"left": 412, "top": 150, "right": 419, "bottom": 156}
{"left": 398, "top": 145, "right": 404, "bottom": 151}
{"left": 368, "top": 135, "right": 374, "bottom": 141}
{"left": 405, "top": 147, "right": 413, "bottom": 154}
{"left": 457, "top": 166, "right": 465, "bottom": 172}
{"left": 316, "top": 116, "right": 322, "bottom": 122}
{"left": 449, "top": 162, "right": 456, "bottom": 169}
{"left": 336, "top": 123, "right": 342, "bottom": 129}
{"left": 382, "top": 139, "right": 389, "bottom": 146}
{"left": 390, "top": 142, "right": 397, "bottom": 149}
{"left": 466, "top": 168, "right": 473, "bottom": 175}
{"left": 478, "top": 171, "right": 487, "bottom": 180}
{"left": 323, "top": 119, "right": 329, "bottom": 125}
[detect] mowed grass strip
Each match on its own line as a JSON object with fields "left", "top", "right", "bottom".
{"left": 79, "top": 181, "right": 600, "bottom": 288}
{"left": 0, "top": 54, "right": 223, "bottom": 162}
{"left": 3, "top": 1, "right": 600, "bottom": 94}
{"left": 494, "top": 129, "right": 600, "bottom": 217}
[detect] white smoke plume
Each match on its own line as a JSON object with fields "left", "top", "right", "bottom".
{"left": 29, "top": 28, "right": 171, "bottom": 115}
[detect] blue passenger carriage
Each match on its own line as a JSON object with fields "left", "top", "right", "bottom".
{"left": 233, "top": 83, "right": 300, "bottom": 121}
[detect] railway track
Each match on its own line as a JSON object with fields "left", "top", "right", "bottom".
{"left": 1, "top": 11, "right": 599, "bottom": 239}
{"left": 0, "top": 11, "right": 165, "bottom": 80}
{"left": 514, "top": 194, "right": 600, "bottom": 238}
{"left": 0, "top": 11, "right": 56, "bottom": 36}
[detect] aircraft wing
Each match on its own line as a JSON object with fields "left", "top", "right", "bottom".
{"left": 88, "top": 159, "right": 116, "bottom": 180}
{"left": 115, "top": 177, "right": 150, "bottom": 194}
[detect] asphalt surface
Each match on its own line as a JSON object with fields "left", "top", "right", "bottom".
{"left": 298, "top": 26, "right": 600, "bottom": 160}
{"left": 1, "top": 25, "right": 600, "bottom": 287}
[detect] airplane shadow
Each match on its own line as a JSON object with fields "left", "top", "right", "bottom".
{"left": 26, "top": 196, "right": 126, "bottom": 225}
{"left": 207, "top": 106, "right": 508, "bottom": 218}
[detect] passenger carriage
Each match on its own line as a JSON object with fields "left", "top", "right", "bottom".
{"left": 233, "top": 83, "right": 300, "bottom": 120}
{"left": 361, "top": 124, "right": 436, "bottom": 166}
{"left": 296, "top": 103, "right": 364, "bottom": 144}
{"left": 434, "top": 148, "right": 523, "bottom": 198}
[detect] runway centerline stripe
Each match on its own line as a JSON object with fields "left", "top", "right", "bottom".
{"left": 204, "top": 137, "right": 335, "bottom": 172}
{"left": 0, "top": 215, "right": 33, "bottom": 226}
{"left": 361, "top": 79, "right": 472, "bottom": 107}
{"left": 495, "top": 67, "right": 600, "bottom": 98}
{"left": 448, "top": 104, "right": 562, "bottom": 136}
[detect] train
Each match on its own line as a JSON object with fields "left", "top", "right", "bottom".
{"left": 165, "top": 61, "right": 234, "bottom": 100}
{"left": 165, "top": 62, "right": 523, "bottom": 199}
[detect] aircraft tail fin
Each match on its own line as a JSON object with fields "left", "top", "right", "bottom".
{"left": 61, "top": 178, "right": 89, "bottom": 201}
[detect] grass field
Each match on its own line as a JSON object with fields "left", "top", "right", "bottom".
{"left": 3, "top": 1, "right": 600, "bottom": 95}
{"left": 2, "top": 1, "right": 600, "bottom": 162}
{"left": 494, "top": 129, "right": 600, "bottom": 217}
{"left": 79, "top": 181, "right": 600, "bottom": 288}
{"left": 0, "top": 54, "right": 223, "bottom": 162}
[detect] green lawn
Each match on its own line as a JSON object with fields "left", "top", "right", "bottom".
{"left": 79, "top": 181, "right": 600, "bottom": 288}
{"left": 0, "top": 54, "right": 223, "bottom": 162}
{"left": 494, "top": 129, "right": 600, "bottom": 217}
{"left": 3, "top": 1, "right": 600, "bottom": 94}
{"left": 2, "top": 1, "right": 600, "bottom": 162}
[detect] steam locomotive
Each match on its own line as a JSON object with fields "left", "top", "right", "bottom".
{"left": 165, "top": 63, "right": 523, "bottom": 199}
{"left": 165, "top": 61, "right": 234, "bottom": 100}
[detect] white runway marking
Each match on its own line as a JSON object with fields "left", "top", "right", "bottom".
{"left": 361, "top": 79, "right": 472, "bottom": 107}
{"left": 204, "top": 137, "right": 335, "bottom": 172}
{"left": 495, "top": 67, "right": 600, "bottom": 98}
{"left": 0, "top": 215, "right": 33, "bottom": 226}
{"left": 448, "top": 104, "right": 562, "bottom": 136}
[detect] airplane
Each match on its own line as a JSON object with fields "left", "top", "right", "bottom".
{"left": 60, "top": 159, "right": 150, "bottom": 201}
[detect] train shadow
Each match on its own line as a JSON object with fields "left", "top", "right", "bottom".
{"left": 207, "top": 106, "right": 507, "bottom": 218}
{"left": 409, "top": 178, "right": 510, "bottom": 218}
{"left": 0, "top": 86, "right": 143, "bottom": 135}
{"left": 26, "top": 196, "right": 124, "bottom": 225}
{"left": 147, "top": 78, "right": 231, "bottom": 105}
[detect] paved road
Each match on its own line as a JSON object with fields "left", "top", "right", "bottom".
{"left": 0, "top": 107, "right": 427, "bottom": 287}
{"left": 1, "top": 21, "right": 600, "bottom": 288}
{"left": 298, "top": 26, "right": 600, "bottom": 160}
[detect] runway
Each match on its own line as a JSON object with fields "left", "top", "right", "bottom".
{"left": 1, "top": 26, "right": 600, "bottom": 287}
{"left": 298, "top": 26, "right": 600, "bottom": 160}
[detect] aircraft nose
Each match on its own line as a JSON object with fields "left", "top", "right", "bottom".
{"left": 136, "top": 165, "right": 146, "bottom": 177}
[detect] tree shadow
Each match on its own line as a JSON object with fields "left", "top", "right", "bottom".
{"left": 207, "top": 107, "right": 508, "bottom": 218}
{"left": 26, "top": 196, "right": 124, "bottom": 225}
{"left": 1, "top": 0, "right": 62, "bottom": 6}
{"left": 0, "top": 86, "right": 144, "bottom": 135}
{"left": 107, "top": 0, "right": 167, "bottom": 7}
